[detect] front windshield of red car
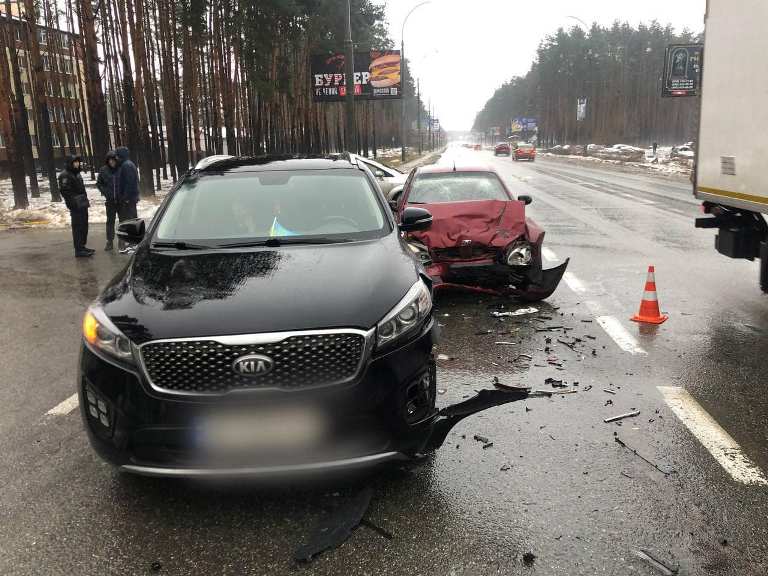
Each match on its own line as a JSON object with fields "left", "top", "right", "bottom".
{"left": 408, "top": 172, "right": 509, "bottom": 203}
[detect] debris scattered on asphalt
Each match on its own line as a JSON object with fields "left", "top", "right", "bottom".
{"left": 545, "top": 377, "right": 566, "bottom": 388}
{"left": 581, "top": 319, "right": 593, "bottom": 323}
{"left": 500, "top": 463, "right": 511, "bottom": 471}
{"left": 475, "top": 330, "right": 493, "bottom": 335}
{"left": 585, "top": 335, "right": 597, "bottom": 340}
{"left": 603, "top": 388, "right": 616, "bottom": 395}
{"left": 437, "top": 389, "right": 447, "bottom": 395}
{"left": 615, "top": 436, "right": 675, "bottom": 476}
{"left": 482, "top": 442, "right": 494, "bottom": 449}
{"left": 535, "top": 326, "right": 566, "bottom": 332}
{"left": 604, "top": 399, "right": 613, "bottom": 406}
{"left": 584, "top": 385, "right": 593, "bottom": 391}
{"left": 514, "top": 354, "right": 534, "bottom": 361}
{"left": 632, "top": 548, "right": 679, "bottom": 575}
{"left": 556, "top": 389, "right": 578, "bottom": 395}
{"left": 437, "top": 354, "right": 453, "bottom": 361}
{"left": 491, "top": 307, "right": 539, "bottom": 317}
{"left": 604, "top": 410, "right": 640, "bottom": 423}
{"left": 150, "top": 561, "right": 162, "bottom": 572}
{"left": 533, "top": 389, "right": 554, "bottom": 397}
{"left": 621, "top": 471, "right": 633, "bottom": 479}
{"left": 495, "top": 341, "right": 516, "bottom": 346}
{"left": 522, "top": 552, "right": 537, "bottom": 567}
{"left": 473, "top": 434, "right": 490, "bottom": 444}
{"left": 294, "top": 486, "right": 374, "bottom": 563}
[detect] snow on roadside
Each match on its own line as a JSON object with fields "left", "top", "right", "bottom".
{"left": 0, "top": 176, "right": 174, "bottom": 230}
{"left": 540, "top": 151, "right": 693, "bottom": 177}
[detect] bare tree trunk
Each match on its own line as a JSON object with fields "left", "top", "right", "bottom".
{"left": 23, "top": 0, "right": 61, "bottom": 200}
{"left": 77, "top": 0, "right": 110, "bottom": 163}
{"left": 4, "top": 0, "right": 37, "bottom": 198}
{"left": 0, "top": 15, "right": 29, "bottom": 208}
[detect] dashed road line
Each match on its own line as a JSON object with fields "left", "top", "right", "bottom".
{"left": 544, "top": 248, "right": 646, "bottom": 355}
{"left": 658, "top": 386, "right": 768, "bottom": 486}
{"left": 595, "top": 315, "right": 646, "bottom": 355}
{"left": 563, "top": 272, "right": 587, "bottom": 294}
{"left": 46, "top": 393, "right": 79, "bottom": 416}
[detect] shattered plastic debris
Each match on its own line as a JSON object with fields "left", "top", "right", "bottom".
{"left": 632, "top": 548, "right": 679, "bottom": 575}
{"left": 495, "top": 341, "right": 516, "bottom": 346}
{"left": 615, "top": 436, "right": 675, "bottom": 476}
{"left": 545, "top": 378, "right": 566, "bottom": 388}
{"left": 437, "top": 354, "right": 453, "bottom": 361}
{"left": 491, "top": 307, "right": 538, "bottom": 318}
{"left": 294, "top": 486, "right": 374, "bottom": 563}
{"left": 522, "top": 551, "right": 537, "bottom": 567}
{"left": 604, "top": 410, "right": 640, "bottom": 423}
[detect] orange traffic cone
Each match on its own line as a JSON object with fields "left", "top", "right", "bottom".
{"left": 631, "top": 265, "right": 668, "bottom": 324}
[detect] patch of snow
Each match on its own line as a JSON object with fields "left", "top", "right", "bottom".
{"left": 0, "top": 174, "right": 174, "bottom": 230}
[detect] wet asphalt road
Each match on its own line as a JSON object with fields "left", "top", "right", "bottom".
{"left": 1, "top": 146, "right": 767, "bottom": 575}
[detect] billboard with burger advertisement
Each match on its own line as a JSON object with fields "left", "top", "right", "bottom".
{"left": 312, "top": 50, "right": 401, "bottom": 102}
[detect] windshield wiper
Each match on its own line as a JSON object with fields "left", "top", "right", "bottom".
{"left": 151, "top": 241, "right": 212, "bottom": 250}
{"left": 220, "top": 237, "right": 353, "bottom": 248}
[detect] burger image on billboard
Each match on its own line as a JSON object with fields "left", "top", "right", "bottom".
{"left": 369, "top": 53, "right": 401, "bottom": 88}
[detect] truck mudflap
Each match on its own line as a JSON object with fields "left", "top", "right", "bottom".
{"left": 431, "top": 259, "right": 569, "bottom": 302}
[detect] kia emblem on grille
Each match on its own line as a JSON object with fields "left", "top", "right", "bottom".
{"left": 232, "top": 354, "right": 274, "bottom": 377}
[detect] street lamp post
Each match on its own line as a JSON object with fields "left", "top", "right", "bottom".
{"left": 344, "top": 0, "right": 357, "bottom": 153}
{"left": 401, "top": 1, "right": 431, "bottom": 163}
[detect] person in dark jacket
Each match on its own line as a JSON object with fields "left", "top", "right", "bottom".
{"left": 96, "top": 150, "right": 120, "bottom": 251}
{"left": 115, "top": 146, "right": 140, "bottom": 253}
{"left": 58, "top": 155, "right": 94, "bottom": 258}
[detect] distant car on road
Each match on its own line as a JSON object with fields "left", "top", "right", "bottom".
{"left": 514, "top": 143, "right": 536, "bottom": 162}
{"left": 473, "top": 144, "right": 482, "bottom": 151}
{"left": 494, "top": 142, "right": 511, "bottom": 156}
{"left": 394, "top": 163, "right": 568, "bottom": 301}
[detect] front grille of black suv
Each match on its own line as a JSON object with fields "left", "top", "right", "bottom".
{"left": 139, "top": 332, "right": 367, "bottom": 395}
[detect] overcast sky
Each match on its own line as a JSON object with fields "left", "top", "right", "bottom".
{"left": 379, "top": 0, "right": 706, "bottom": 130}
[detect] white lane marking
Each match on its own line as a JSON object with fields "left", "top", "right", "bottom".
{"left": 541, "top": 247, "right": 558, "bottom": 262}
{"left": 563, "top": 272, "right": 587, "bottom": 294}
{"left": 658, "top": 386, "right": 768, "bottom": 486}
{"left": 596, "top": 315, "right": 647, "bottom": 355}
{"left": 46, "top": 393, "right": 79, "bottom": 416}
{"left": 620, "top": 192, "right": 656, "bottom": 205}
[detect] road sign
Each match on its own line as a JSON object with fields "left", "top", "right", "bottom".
{"left": 662, "top": 44, "right": 703, "bottom": 97}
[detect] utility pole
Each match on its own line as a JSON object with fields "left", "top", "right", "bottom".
{"left": 344, "top": 0, "right": 356, "bottom": 153}
{"left": 427, "top": 98, "right": 432, "bottom": 151}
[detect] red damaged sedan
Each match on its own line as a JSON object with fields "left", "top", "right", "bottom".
{"left": 395, "top": 164, "right": 568, "bottom": 301}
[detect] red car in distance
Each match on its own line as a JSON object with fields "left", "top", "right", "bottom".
{"left": 514, "top": 143, "right": 536, "bottom": 161}
{"left": 494, "top": 142, "right": 511, "bottom": 156}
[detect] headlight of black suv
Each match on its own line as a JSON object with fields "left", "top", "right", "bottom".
{"left": 376, "top": 281, "right": 432, "bottom": 349}
{"left": 82, "top": 305, "right": 136, "bottom": 366}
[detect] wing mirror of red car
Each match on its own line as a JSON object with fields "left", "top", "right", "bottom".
{"left": 518, "top": 195, "right": 533, "bottom": 206}
{"left": 399, "top": 207, "right": 433, "bottom": 232}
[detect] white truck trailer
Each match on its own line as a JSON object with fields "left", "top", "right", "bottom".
{"left": 694, "top": 0, "right": 768, "bottom": 291}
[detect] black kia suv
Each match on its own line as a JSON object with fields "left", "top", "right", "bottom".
{"left": 78, "top": 155, "right": 437, "bottom": 477}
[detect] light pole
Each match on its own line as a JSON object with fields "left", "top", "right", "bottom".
{"left": 344, "top": 0, "right": 357, "bottom": 153}
{"left": 401, "top": 1, "right": 431, "bottom": 163}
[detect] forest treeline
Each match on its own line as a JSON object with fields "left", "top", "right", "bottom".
{"left": 473, "top": 22, "right": 702, "bottom": 147}
{"left": 1, "top": 0, "right": 421, "bottom": 207}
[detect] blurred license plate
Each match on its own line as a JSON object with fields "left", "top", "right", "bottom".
{"left": 199, "top": 406, "right": 326, "bottom": 452}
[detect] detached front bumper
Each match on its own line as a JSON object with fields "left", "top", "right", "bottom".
{"left": 425, "top": 257, "right": 569, "bottom": 301}
{"left": 78, "top": 321, "right": 437, "bottom": 477}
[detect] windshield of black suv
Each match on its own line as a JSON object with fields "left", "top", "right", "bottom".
{"left": 155, "top": 169, "right": 389, "bottom": 243}
{"left": 408, "top": 172, "right": 509, "bottom": 203}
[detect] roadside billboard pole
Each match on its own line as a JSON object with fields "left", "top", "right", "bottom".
{"left": 344, "top": 0, "right": 357, "bottom": 153}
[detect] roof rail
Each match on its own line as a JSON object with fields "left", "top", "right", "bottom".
{"left": 194, "top": 155, "right": 234, "bottom": 171}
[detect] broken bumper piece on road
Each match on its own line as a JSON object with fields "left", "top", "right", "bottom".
{"left": 428, "top": 258, "right": 570, "bottom": 302}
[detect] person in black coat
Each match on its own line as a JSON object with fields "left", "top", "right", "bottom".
{"left": 96, "top": 150, "right": 120, "bottom": 251}
{"left": 58, "top": 155, "right": 94, "bottom": 258}
{"left": 115, "top": 146, "right": 140, "bottom": 252}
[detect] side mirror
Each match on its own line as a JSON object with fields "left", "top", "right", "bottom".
{"left": 518, "top": 195, "right": 533, "bottom": 206}
{"left": 375, "top": 169, "right": 387, "bottom": 179}
{"left": 399, "top": 207, "right": 432, "bottom": 232}
{"left": 117, "top": 218, "right": 146, "bottom": 244}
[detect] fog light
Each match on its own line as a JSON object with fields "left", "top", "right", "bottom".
{"left": 84, "top": 384, "right": 111, "bottom": 430}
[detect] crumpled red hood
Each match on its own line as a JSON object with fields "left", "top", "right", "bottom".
{"left": 410, "top": 200, "right": 526, "bottom": 250}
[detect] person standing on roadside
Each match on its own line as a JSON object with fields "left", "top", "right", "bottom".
{"left": 115, "top": 146, "right": 140, "bottom": 252}
{"left": 96, "top": 150, "right": 120, "bottom": 251}
{"left": 58, "top": 155, "right": 94, "bottom": 258}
